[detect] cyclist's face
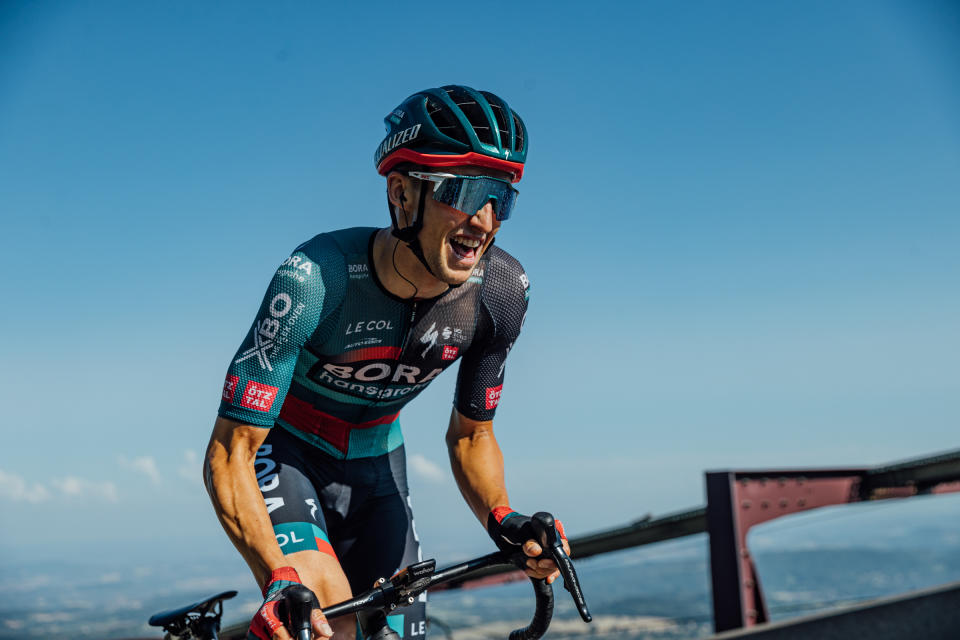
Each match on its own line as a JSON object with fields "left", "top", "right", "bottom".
{"left": 414, "top": 166, "right": 510, "bottom": 285}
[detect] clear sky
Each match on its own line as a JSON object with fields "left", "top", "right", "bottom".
{"left": 1, "top": 0, "right": 958, "bottom": 572}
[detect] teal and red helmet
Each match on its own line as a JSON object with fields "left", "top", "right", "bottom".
{"left": 375, "top": 85, "right": 527, "bottom": 182}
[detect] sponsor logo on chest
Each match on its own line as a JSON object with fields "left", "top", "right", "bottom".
{"left": 345, "top": 319, "right": 394, "bottom": 335}
{"left": 418, "top": 322, "right": 465, "bottom": 358}
{"left": 348, "top": 263, "right": 369, "bottom": 279}
{"left": 320, "top": 362, "right": 442, "bottom": 385}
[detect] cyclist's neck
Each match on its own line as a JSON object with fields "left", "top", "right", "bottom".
{"left": 371, "top": 227, "right": 450, "bottom": 301}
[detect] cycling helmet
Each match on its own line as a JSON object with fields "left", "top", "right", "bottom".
{"left": 375, "top": 85, "right": 527, "bottom": 182}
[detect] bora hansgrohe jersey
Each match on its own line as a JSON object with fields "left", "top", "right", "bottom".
{"left": 218, "top": 227, "right": 530, "bottom": 460}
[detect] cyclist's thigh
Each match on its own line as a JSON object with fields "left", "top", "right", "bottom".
{"left": 337, "top": 451, "right": 425, "bottom": 639}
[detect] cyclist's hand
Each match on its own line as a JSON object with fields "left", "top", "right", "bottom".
{"left": 486, "top": 507, "right": 570, "bottom": 584}
{"left": 248, "top": 567, "right": 333, "bottom": 640}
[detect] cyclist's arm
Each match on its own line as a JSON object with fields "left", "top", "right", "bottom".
{"left": 449, "top": 249, "right": 530, "bottom": 522}
{"left": 445, "top": 410, "right": 509, "bottom": 524}
{"left": 445, "top": 411, "right": 565, "bottom": 582}
{"left": 203, "top": 239, "right": 341, "bottom": 590}
{"left": 204, "top": 416, "right": 287, "bottom": 587}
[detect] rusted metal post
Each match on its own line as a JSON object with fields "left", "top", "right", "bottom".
{"left": 707, "top": 469, "right": 866, "bottom": 632}
{"left": 707, "top": 471, "right": 762, "bottom": 631}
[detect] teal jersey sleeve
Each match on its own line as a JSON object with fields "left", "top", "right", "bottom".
{"left": 218, "top": 237, "right": 345, "bottom": 427}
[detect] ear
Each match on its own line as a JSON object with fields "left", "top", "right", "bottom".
{"left": 387, "top": 172, "right": 412, "bottom": 209}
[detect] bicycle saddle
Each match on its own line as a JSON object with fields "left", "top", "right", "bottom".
{"left": 148, "top": 590, "right": 237, "bottom": 628}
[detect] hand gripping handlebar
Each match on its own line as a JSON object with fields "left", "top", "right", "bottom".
{"left": 281, "top": 512, "right": 590, "bottom": 640}
{"left": 529, "top": 512, "right": 592, "bottom": 623}
{"left": 283, "top": 584, "right": 316, "bottom": 640}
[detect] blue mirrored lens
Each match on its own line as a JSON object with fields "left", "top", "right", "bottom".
{"left": 433, "top": 176, "right": 518, "bottom": 221}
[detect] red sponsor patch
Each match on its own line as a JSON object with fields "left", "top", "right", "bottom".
{"left": 240, "top": 381, "right": 279, "bottom": 413}
{"left": 485, "top": 384, "right": 503, "bottom": 410}
{"left": 442, "top": 345, "right": 459, "bottom": 361}
{"left": 222, "top": 375, "right": 239, "bottom": 402}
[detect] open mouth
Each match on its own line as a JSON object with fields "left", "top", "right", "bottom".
{"left": 449, "top": 235, "right": 483, "bottom": 262}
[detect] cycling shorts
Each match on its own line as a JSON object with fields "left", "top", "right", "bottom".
{"left": 256, "top": 426, "right": 427, "bottom": 639}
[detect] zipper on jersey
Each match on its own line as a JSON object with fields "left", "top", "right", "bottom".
{"left": 402, "top": 302, "right": 418, "bottom": 352}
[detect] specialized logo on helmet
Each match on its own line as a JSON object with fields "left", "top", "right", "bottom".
{"left": 375, "top": 124, "right": 422, "bottom": 167}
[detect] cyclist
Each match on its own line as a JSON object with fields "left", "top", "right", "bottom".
{"left": 203, "top": 85, "right": 569, "bottom": 640}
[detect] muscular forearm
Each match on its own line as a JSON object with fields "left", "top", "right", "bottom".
{"left": 203, "top": 416, "right": 286, "bottom": 589}
{"left": 445, "top": 410, "right": 510, "bottom": 524}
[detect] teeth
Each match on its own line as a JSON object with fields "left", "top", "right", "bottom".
{"left": 453, "top": 236, "right": 482, "bottom": 248}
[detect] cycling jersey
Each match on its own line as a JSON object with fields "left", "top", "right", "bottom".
{"left": 218, "top": 226, "right": 530, "bottom": 460}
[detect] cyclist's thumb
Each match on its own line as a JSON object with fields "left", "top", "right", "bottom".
{"left": 312, "top": 609, "right": 334, "bottom": 639}
{"left": 523, "top": 539, "right": 543, "bottom": 557}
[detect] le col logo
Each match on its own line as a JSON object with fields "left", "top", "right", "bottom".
{"left": 235, "top": 293, "right": 293, "bottom": 371}
{"left": 345, "top": 319, "right": 394, "bottom": 335}
{"left": 519, "top": 273, "right": 530, "bottom": 289}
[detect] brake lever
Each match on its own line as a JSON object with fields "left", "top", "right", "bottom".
{"left": 530, "top": 512, "right": 592, "bottom": 623}
{"left": 283, "top": 584, "right": 317, "bottom": 640}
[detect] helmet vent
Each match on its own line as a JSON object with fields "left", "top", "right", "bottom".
{"left": 511, "top": 112, "right": 525, "bottom": 153}
{"left": 444, "top": 86, "right": 495, "bottom": 147}
{"left": 426, "top": 97, "right": 470, "bottom": 146}
{"left": 480, "top": 91, "right": 511, "bottom": 149}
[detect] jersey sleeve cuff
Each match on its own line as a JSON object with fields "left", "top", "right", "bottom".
{"left": 217, "top": 404, "right": 276, "bottom": 428}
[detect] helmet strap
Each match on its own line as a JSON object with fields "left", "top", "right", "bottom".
{"left": 390, "top": 181, "right": 437, "bottom": 278}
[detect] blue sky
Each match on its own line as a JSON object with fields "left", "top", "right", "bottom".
{"left": 1, "top": 0, "right": 959, "bottom": 577}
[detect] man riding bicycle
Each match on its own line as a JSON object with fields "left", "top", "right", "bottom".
{"left": 204, "top": 85, "right": 569, "bottom": 640}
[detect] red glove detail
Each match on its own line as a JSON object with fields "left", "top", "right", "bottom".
{"left": 555, "top": 518, "right": 567, "bottom": 541}
{"left": 262, "top": 567, "right": 302, "bottom": 597}
{"left": 247, "top": 566, "right": 304, "bottom": 640}
{"left": 491, "top": 505, "right": 516, "bottom": 524}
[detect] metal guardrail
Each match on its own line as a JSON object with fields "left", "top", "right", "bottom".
{"left": 706, "top": 447, "right": 960, "bottom": 632}
{"left": 211, "top": 448, "right": 960, "bottom": 638}
{"left": 434, "top": 447, "right": 960, "bottom": 635}
{"left": 709, "top": 580, "right": 960, "bottom": 640}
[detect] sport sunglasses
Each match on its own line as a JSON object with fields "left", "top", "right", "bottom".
{"left": 408, "top": 171, "right": 519, "bottom": 221}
